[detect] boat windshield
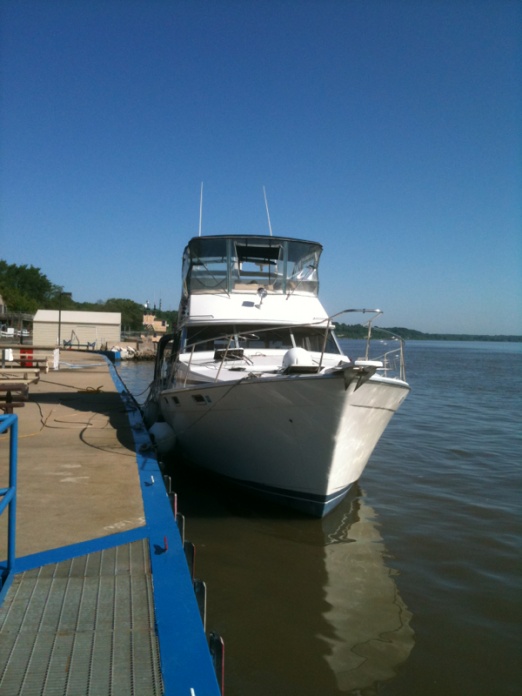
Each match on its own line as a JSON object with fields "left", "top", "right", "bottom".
{"left": 182, "top": 236, "right": 322, "bottom": 297}
{"left": 182, "top": 324, "right": 341, "bottom": 355}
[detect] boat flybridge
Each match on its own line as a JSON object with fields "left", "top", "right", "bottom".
{"left": 145, "top": 234, "right": 410, "bottom": 517}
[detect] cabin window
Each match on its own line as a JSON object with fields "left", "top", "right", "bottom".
{"left": 183, "top": 236, "right": 322, "bottom": 297}
{"left": 286, "top": 244, "right": 320, "bottom": 296}
{"left": 185, "top": 326, "right": 236, "bottom": 352}
{"left": 186, "top": 238, "right": 229, "bottom": 293}
{"left": 292, "top": 327, "right": 341, "bottom": 354}
{"left": 237, "top": 327, "right": 294, "bottom": 350}
{"left": 182, "top": 324, "right": 340, "bottom": 355}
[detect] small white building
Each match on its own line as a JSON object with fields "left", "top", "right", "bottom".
{"left": 33, "top": 310, "right": 121, "bottom": 348}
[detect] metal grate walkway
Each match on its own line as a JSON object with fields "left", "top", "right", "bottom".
{"left": 0, "top": 539, "right": 163, "bottom": 695}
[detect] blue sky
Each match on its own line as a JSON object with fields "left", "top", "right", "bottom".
{"left": 1, "top": 0, "right": 520, "bottom": 334}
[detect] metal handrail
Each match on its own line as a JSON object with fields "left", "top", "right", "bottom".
{"left": 0, "top": 413, "right": 18, "bottom": 604}
{"left": 370, "top": 346, "right": 406, "bottom": 380}
{"left": 174, "top": 308, "right": 407, "bottom": 382}
{"left": 361, "top": 320, "right": 407, "bottom": 382}
{"left": 179, "top": 313, "right": 348, "bottom": 356}
{"left": 319, "top": 308, "right": 383, "bottom": 370}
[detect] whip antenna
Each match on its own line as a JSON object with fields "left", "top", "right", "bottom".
{"left": 263, "top": 186, "right": 273, "bottom": 236}
{"left": 198, "top": 182, "right": 204, "bottom": 237}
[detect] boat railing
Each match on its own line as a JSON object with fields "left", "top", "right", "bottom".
{"left": 321, "top": 309, "right": 407, "bottom": 382}
{"left": 178, "top": 310, "right": 406, "bottom": 383}
{"left": 361, "top": 317, "right": 406, "bottom": 382}
{"left": 181, "top": 329, "right": 279, "bottom": 385}
{"left": 366, "top": 344, "right": 406, "bottom": 380}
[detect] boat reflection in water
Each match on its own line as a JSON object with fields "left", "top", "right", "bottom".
{"left": 319, "top": 487, "right": 414, "bottom": 692}
{"left": 172, "top": 469, "right": 414, "bottom": 695}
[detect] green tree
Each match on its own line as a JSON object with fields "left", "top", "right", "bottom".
{"left": 0, "top": 260, "right": 59, "bottom": 311}
{"left": 103, "top": 298, "right": 144, "bottom": 331}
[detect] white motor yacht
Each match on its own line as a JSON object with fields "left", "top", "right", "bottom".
{"left": 145, "top": 235, "right": 410, "bottom": 517}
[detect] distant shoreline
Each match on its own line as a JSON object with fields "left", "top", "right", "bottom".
{"left": 335, "top": 324, "right": 522, "bottom": 342}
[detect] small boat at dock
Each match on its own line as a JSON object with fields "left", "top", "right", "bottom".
{"left": 145, "top": 234, "right": 410, "bottom": 517}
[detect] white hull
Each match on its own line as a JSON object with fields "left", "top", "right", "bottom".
{"left": 157, "top": 370, "right": 409, "bottom": 516}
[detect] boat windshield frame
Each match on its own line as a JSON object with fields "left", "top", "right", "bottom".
{"left": 182, "top": 235, "right": 323, "bottom": 297}
{"left": 180, "top": 323, "right": 342, "bottom": 355}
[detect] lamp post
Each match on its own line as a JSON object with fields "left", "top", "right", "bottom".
{"left": 57, "top": 291, "right": 72, "bottom": 347}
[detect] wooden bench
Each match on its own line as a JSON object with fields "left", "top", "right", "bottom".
{"left": 4, "top": 358, "right": 50, "bottom": 372}
{"left": 0, "top": 382, "right": 29, "bottom": 414}
{"left": 0, "top": 367, "right": 40, "bottom": 383}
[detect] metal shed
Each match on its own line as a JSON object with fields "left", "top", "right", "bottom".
{"left": 33, "top": 310, "right": 121, "bottom": 348}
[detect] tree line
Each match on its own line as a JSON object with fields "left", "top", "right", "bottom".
{"left": 0, "top": 260, "right": 178, "bottom": 332}
{"left": 335, "top": 323, "right": 521, "bottom": 342}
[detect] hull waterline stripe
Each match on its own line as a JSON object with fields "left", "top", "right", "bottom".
{"left": 219, "top": 474, "right": 352, "bottom": 507}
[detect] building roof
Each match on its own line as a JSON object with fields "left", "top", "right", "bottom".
{"left": 34, "top": 310, "right": 121, "bottom": 324}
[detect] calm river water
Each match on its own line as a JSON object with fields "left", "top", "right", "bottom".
{"left": 116, "top": 340, "right": 522, "bottom": 696}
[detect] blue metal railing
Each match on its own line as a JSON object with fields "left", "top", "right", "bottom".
{"left": 0, "top": 413, "right": 18, "bottom": 604}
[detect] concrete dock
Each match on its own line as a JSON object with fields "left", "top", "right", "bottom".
{"left": 0, "top": 351, "right": 222, "bottom": 695}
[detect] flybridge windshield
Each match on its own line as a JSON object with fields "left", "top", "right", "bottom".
{"left": 182, "top": 236, "right": 322, "bottom": 297}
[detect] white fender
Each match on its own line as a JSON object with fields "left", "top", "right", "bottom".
{"left": 148, "top": 421, "right": 176, "bottom": 455}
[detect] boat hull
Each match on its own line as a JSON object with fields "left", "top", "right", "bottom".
{"left": 156, "top": 371, "right": 409, "bottom": 517}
